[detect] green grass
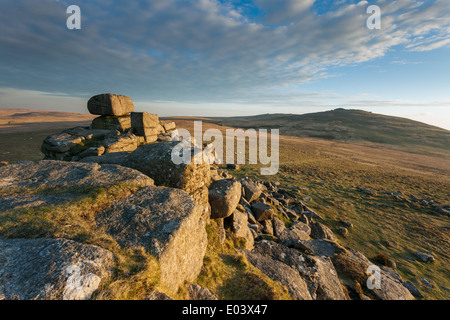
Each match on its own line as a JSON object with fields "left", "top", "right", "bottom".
{"left": 0, "top": 130, "right": 51, "bottom": 162}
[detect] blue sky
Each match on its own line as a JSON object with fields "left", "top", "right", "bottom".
{"left": 0, "top": 0, "right": 449, "bottom": 129}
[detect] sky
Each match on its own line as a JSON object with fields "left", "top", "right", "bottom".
{"left": 0, "top": 0, "right": 449, "bottom": 129}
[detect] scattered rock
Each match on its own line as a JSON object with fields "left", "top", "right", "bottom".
{"left": 261, "top": 220, "right": 274, "bottom": 236}
{"left": 283, "top": 239, "right": 346, "bottom": 257}
{"left": 241, "top": 178, "right": 264, "bottom": 203}
{"left": 356, "top": 186, "right": 376, "bottom": 195}
{"left": 242, "top": 243, "right": 312, "bottom": 300}
{"left": 420, "top": 278, "right": 434, "bottom": 288}
{"left": 413, "top": 251, "right": 435, "bottom": 263}
{"left": 146, "top": 291, "right": 173, "bottom": 300}
{"left": 224, "top": 210, "right": 254, "bottom": 250}
{"left": 302, "top": 206, "right": 324, "bottom": 222}
{"left": 272, "top": 217, "right": 286, "bottom": 238}
{"left": 332, "top": 249, "right": 414, "bottom": 300}
{"left": 248, "top": 241, "right": 346, "bottom": 300}
{"left": 338, "top": 227, "right": 349, "bottom": 237}
{"left": 208, "top": 179, "right": 242, "bottom": 219}
{"left": 251, "top": 202, "right": 275, "bottom": 221}
{"left": 278, "top": 221, "right": 311, "bottom": 241}
{"left": 402, "top": 281, "right": 424, "bottom": 298}
{"left": 310, "top": 222, "right": 337, "bottom": 241}
{"left": 188, "top": 284, "right": 218, "bottom": 300}
{"left": 340, "top": 220, "right": 353, "bottom": 228}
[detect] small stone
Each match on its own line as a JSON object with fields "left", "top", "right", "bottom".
{"left": 338, "top": 227, "right": 349, "bottom": 237}
{"left": 414, "top": 251, "right": 435, "bottom": 263}
{"left": 420, "top": 278, "right": 434, "bottom": 288}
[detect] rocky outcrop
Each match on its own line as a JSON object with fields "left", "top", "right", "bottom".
{"left": 0, "top": 237, "right": 114, "bottom": 300}
{"left": 96, "top": 185, "right": 207, "bottom": 295}
{"left": 41, "top": 94, "right": 178, "bottom": 161}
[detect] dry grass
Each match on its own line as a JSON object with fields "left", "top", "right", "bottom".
{"left": 173, "top": 118, "right": 450, "bottom": 300}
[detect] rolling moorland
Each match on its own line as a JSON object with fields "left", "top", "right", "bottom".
{"left": 0, "top": 107, "right": 449, "bottom": 300}
{"left": 204, "top": 109, "right": 450, "bottom": 157}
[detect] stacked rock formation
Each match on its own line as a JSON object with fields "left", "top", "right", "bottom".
{"left": 41, "top": 94, "right": 177, "bottom": 161}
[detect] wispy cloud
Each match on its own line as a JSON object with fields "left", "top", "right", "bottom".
{"left": 0, "top": 0, "right": 449, "bottom": 104}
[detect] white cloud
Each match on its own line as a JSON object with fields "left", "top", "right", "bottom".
{"left": 0, "top": 0, "right": 449, "bottom": 104}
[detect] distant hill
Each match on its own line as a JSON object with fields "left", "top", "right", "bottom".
{"left": 204, "top": 109, "right": 450, "bottom": 156}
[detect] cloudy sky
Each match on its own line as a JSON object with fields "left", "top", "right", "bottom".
{"left": 1, "top": 0, "right": 450, "bottom": 129}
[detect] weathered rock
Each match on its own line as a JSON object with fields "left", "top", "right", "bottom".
{"left": 340, "top": 220, "right": 354, "bottom": 228}
{"left": 302, "top": 206, "right": 324, "bottom": 222}
{"left": 96, "top": 185, "right": 207, "bottom": 295}
{"left": 333, "top": 249, "right": 415, "bottom": 300}
{"left": 261, "top": 220, "right": 274, "bottom": 236}
{"left": 77, "top": 146, "right": 106, "bottom": 160}
{"left": 309, "top": 255, "right": 347, "bottom": 300}
{"left": 241, "top": 178, "right": 264, "bottom": 203}
{"left": 80, "top": 151, "right": 132, "bottom": 165}
{"left": 278, "top": 221, "right": 311, "bottom": 241}
{"left": 188, "top": 284, "right": 218, "bottom": 300}
{"left": 281, "top": 207, "right": 299, "bottom": 221}
{"left": 310, "top": 222, "right": 337, "bottom": 241}
{"left": 160, "top": 121, "right": 176, "bottom": 132}
{"left": 402, "top": 281, "right": 424, "bottom": 298}
{"left": 242, "top": 245, "right": 312, "bottom": 300}
{"left": 126, "top": 141, "right": 211, "bottom": 213}
{"left": 130, "top": 112, "right": 164, "bottom": 142}
{"left": 87, "top": 93, "right": 134, "bottom": 116}
{"left": 145, "top": 291, "right": 173, "bottom": 300}
{"left": 90, "top": 115, "right": 131, "bottom": 132}
{"left": 0, "top": 237, "right": 114, "bottom": 300}
{"left": 209, "top": 179, "right": 242, "bottom": 219}
{"left": 103, "top": 132, "right": 145, "bottom": 154}
{"left": 282, "top": 239, "right": 346, "bottom": 258}
{"left": 249, "top": 241, "right": 346, "bottom": 300}
{"left": 130, "top": 112, "right": 160, "bottom": 129}
{"left": 338, "top": 227, "right": 349, "bottom": 237}
{"left": 251, "top": 202, "right": 274, "bottom": 221}
{"left": 157, "top": 133, "right": 174, "bottom": 142}
{"left": 413, "top": 251, "right": 435, "bottom": 263}
{"left": 41, "top": 126, "right": 142, "bottom": 161}
{"left": 420, "top": 278, "right": 434, "bottom": 288}
{"left": 224, "top": 210, "right": 254, "bottom": 250}
{"left": 0, "top": 160, "right": 153, "bottom": 193}
{"left": 272, "top": 217, "right": 286, "bottom": 238}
